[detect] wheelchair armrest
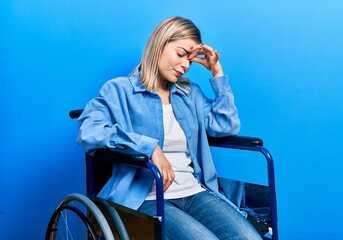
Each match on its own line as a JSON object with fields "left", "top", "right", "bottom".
{"left": 69, "top": 109, "right": 83, "bottom": 119}
{"left": 88, "top": 147, "right": 149, "bottom": 167}
{"left": 207, "top": 135, "right": 263, "bottom": 147}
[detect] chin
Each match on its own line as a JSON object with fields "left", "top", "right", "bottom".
{"left": 170, "top": 79, "right": 178, "bottom": 84}
{"left": 166, "top": 77, "right": 178, "bottom": 84}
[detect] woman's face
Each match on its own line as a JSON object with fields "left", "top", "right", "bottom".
{"left": 158, "top": 38, "right": 198, "bottom": 85}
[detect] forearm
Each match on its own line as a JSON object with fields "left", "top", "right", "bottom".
{"left": 205, "top": 75, "right": 240, "bottom": 136}
{"left": 77, "top": 103, "right": 159, "bottom": 156}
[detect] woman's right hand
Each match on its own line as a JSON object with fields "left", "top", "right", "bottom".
{"left": 151, "top": 145, "right": 175, "bottom": 192}
{"left": 187, "top": 43, "right": 224, "bottom": 78}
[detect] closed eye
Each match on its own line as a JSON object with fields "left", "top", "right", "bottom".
{"left": 177, "top": 52, "right": 186, "bottom": 58}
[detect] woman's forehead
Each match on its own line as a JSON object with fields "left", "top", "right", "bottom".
{"left": 168, "top": 38, "right": 198, "bottom": 48}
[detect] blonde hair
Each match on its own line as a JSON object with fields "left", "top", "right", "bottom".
{"left": 138, "top": 16, "right": 201, "bottom": 94}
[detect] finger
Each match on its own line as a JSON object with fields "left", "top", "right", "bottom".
{"left": 189, "top": 56, "right": 206, "bottom": 65}
{"left": 163, "top": 175, "right": 173, "bottom": 191}
{"left": 188, "top": 48, "right": 205, "bottom": 60}
{"left": 162, "top": 168, "right": 175, "bottom": 191}
{"left": 188, "top": 45, "right": 216, "bottom": 61}
{"left": 215, "top": 50, "right": 220, "bottom": 60}
{"left": 189, "top": 44, "right": 202, "bottom": 52}
{"left": 199, "top": 43, "right": 216, "bottom": 56}
{"left": 162, "top": 174, "right": 169, "bottom": 191}
{"left": 188, "top": 44, "right": 205, "bottom": 57}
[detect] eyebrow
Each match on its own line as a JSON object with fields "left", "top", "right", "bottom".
{"left": 177, "top": 47, "right": 190, "bottom": 55}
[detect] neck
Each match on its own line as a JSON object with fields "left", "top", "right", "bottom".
{"left": 156, "top": 87, "right": 170, "bottom": 105}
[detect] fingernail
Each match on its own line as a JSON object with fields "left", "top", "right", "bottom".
{"left": 200, "top": 43, "right": 204, "bottom": 46}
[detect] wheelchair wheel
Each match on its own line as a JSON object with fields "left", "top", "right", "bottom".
{"left": 45, "top": 193, "right": 114, "bottom": 240}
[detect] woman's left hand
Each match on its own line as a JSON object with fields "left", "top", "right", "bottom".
{"left": 187, "top": 43, "right": 224, "bottom": 78}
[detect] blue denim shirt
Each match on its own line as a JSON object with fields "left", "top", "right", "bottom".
{"left": 77, "top": 68, "right": 240, "bottom": 210}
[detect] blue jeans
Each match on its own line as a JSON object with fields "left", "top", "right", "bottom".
{"left": 138, "top": 190, "right": 262, "bottom": 240}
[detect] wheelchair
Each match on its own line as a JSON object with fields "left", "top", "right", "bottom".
{"left": 45, "top": 109, "right": 278, "bottom": 240}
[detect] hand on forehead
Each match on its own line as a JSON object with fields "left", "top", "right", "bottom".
{"left": 187, "top": 43, "right": 216, "bottom": 60}
{"left": 186, "top": 43, "right": 221, "bottom": 73}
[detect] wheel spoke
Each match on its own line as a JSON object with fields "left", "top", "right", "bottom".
{"left": 45, "top": 194, "right": 114, "bottom": 240}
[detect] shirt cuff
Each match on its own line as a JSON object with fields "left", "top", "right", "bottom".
{"left": 137, "top": 136, "right": 159, "bottom": 158}
{"left": 209, "top": 75, "right": 231, "bottom": 94}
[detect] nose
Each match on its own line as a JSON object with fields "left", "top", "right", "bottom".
{"left": 181, "top": 57, "right": 190, "bottom": 72}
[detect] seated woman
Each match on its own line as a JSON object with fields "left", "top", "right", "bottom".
{"left": 77, "top": 16, "right": 261, "bottom": 240}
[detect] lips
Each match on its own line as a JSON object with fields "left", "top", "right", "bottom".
{"left": 175, "top": 70, "right": 183, "bottom": 78}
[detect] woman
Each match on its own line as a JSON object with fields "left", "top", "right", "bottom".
{"left": 78, "top": 16, "right": 261, "bottom": 240}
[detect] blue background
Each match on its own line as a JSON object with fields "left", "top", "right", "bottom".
{"left": 1, "top": 0, "right": 342, "bottom": 239}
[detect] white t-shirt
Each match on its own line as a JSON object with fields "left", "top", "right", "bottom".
{"left": 146, "top": 104, "right": 205, "bottom": 200}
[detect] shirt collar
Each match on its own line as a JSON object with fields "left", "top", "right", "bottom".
{"left": 170, "top": 83, "right": 187, "bottom": 97}
{"left": 128, "top": 67, "right": 147, "bottom": 93}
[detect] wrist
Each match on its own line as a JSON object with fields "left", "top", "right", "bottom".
{"left": 212, "top": 72, "right": 224, "bottom": 78}
{"left": 151, "top": 145, "right": 162, "bottom": 162}
{"left": 211, "top": 62, "right": 224, "bottom": 78}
